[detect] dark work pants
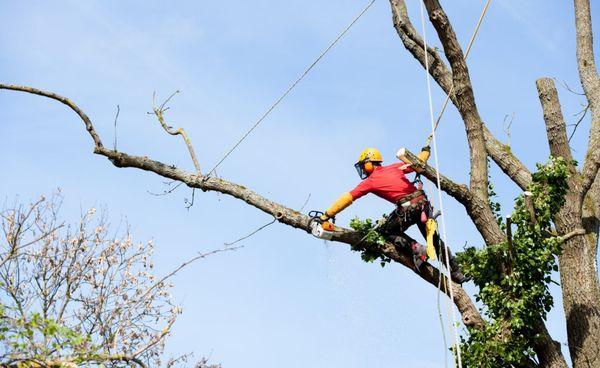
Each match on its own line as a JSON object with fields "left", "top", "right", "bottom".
{"left": 379, "top": 199, "right": 456, "bottom": 270}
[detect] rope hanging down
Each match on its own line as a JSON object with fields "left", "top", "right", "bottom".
{"left": 425, "top": 0, "right": 492, "bottom": 145}
{"left": 418, "top": 2, "right": 463, "bottom": 368}
{"left": 204, "top": 0, "right": 377, "bottom": 179}
{"left": 419, "top": 1, "right": 493, "bottom": 367}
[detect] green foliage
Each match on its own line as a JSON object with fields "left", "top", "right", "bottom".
{"left": 349, "top": 217, "right": 392, "bottom": 267}
{"left": 1, "top": 310, "right": 90, "bottom": 362}
{"left": 457, "top": 157, "right": 569, "bottom": 367}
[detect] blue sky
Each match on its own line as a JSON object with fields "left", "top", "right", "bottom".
{"left": 1, "top": 1, "right": 598, "bottom": 367}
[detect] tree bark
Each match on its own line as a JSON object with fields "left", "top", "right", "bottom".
{"left": 388, "top": 1, "right": 570, "bottom": 366}
{"left": 0, "top": 82, "right": 487, "bottom": 333}
{"left": 549, "top": 2, "right": 600, "bottom": 367}
{"left": 4, "top": 1, "right": 599, "bottom": 366}
{"left": 389, "top": 0, "right": 533, "bottom": 193}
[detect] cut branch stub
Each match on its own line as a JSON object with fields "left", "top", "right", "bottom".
{"left": 506, "top": 215, "right": 513, "bottom": 274}
{"left": 396, "top": 147, "right": 471, "bottom": 205}
{"left": 523, "top": 191, "right": 538, "bottom": 228}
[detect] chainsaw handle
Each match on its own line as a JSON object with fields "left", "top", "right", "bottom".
{"left": 307, "top": 210, "right": 335, "bottom": 224}
{"left": 308, "top": 210, "right": 324, "bottom": 219}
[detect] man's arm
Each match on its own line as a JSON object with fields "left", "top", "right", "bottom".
{"left": 323, "top": 192, "right": 354, "bottom": 219}
{"left": 322, "top": 180, "right": 372, "bottom": 220}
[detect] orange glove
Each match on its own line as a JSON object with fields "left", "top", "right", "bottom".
{"left": 325, "top": 192, "right": 354, "bottom": 218}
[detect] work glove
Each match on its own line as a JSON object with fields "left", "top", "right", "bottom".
{"left": 319, "top": 213, "right": 331, "bottom": 222}
{"left": 417, "top": 145, "right": 431, "bottom": 163}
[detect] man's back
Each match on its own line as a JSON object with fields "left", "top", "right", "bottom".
{"left": 349, "top": 162, "right": 417, "bottom": 203}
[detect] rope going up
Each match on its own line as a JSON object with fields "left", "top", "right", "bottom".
{"left": 204, "top": 0, "right": 377, "bottom": 179}
{"left": 419, "top": 1, "right": 493, "bottom": 367}
{"left": 418, "top": 2, "right": 463, "bottom": 368}
{"left": 425, "top": 0, "right": 493, "bottom": 146}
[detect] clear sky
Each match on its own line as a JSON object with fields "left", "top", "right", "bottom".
{"left": 1, "top": 1, "right": 598, "bottom": 367}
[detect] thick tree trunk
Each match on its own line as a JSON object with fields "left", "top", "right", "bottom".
{"left": 537, "top": 76, "right": 600, "bottom": 368}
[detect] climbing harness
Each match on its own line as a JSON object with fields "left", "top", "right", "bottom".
{"left": 204, "top": 0, "right": 377, "bottom": 179}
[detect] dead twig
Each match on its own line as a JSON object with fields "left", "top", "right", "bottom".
{"left": 568, "top": 103, "right": 590, "bottom": 143}
{"left": 150, "top": 91, "right": 202, "bottom": 175}
{"left": 147, "top": 181, "right": 185, "bottom": 197}
{"left": 503, "top": 113, "right": 515, "bottom": 147}
{"left": 184, "top": 188, "right": 196, "bottom": 210}
{"left": 113, "top": 105, "right": 120, "bottom": 151}
{"left": 299, "top": 193, "right": 312, "bottom": 212}
{"left": 224, "top": 218, "right": 277, "bottom": 246}
{"left": 554, "top": 78, "right": 586, "bottom": 96}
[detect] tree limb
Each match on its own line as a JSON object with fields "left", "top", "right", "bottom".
{"left": 0, "top": 84, "right": 103, "bottom": 147}
{"left": 93, "top": 150, "right": 488, "bottom": 330}
{"left": 574, "top": 0, "right": 599, "bottom": 97}
{"left": 574, "top": 0, "right": 600, "bottom": 203}
{"left": 422, "top": 0, "right": 489, "bottom": 202}
{"left": 536, "top": 78, "right": 578, "bottom": 182}
{"left": 398, "top": 147, "right": 504, "bottom": 244}
{"left": 389, "top": 0, "right": 453, "bottom": 94}
{"left": 388, "top": 1, "right": 533, "bottom": 192}
{"left": 396, "top": 148, "right": 471, "bottom": 205}
{"left": 482, "top": 125, "right": 532, "bottom": 190}
{"left": 0, "top": 83, "right": 486, "bottom": 331}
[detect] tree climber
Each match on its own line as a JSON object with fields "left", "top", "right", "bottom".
{"left": 319, "top": 147, "right": 468, "bottom": 284}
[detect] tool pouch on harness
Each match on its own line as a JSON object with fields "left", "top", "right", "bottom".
{"left": 377, "top": 190, "right": 430, "bottom": 237}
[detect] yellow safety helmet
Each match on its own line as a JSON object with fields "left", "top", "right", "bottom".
{"left": 355, "top": 148, "right": 383, "bottom": 179}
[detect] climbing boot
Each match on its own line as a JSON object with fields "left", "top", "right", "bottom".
{"left": 450, "top": 270, "right": 469, "bottom": 284}
{"left": 448, "top": 256, "right": 470, "bottom": 284}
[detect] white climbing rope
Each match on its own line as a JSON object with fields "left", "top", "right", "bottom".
{"left": 418, "top": 0, "right": 493, "bottom": 367}
{"left": 418, "top": 1, "right": 463, "bottom": 367}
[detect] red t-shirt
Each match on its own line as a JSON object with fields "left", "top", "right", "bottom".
{"left": 349, "top": 162, "right": 417, "bottom": 203}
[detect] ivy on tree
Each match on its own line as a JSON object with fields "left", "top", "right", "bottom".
{"left": 457, "top": 157, "right": 570, "bottom": 367}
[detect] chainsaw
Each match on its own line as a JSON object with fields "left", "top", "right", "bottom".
{"left": 308, "top": 210, "right": 335, "bottom": 240}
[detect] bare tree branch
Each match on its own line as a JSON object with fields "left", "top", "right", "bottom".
{"left": 421, "top": 0, "right": 489, "bottom": 201}
{"left": 388, "top": 1, "right": 533, "bottom": 193}
{"left": 0, "top": 84, "right": 103, "bottom": 147}
{"left": 574, "top": 0, "right": 599, "bottom": 96}
{"left": 574, "top": 0, "right": 600, "bottom": 204}
{"left": 536, "top": 78, "right": 577, "bottom": 171}
{"left": 0, "top": 83, "right": 485, "bottom": 332}
{"left": 482, "top": 125, "right": 532, "bottom": 191}
{"left": 389, "top": 0, "right": 453, "bottom": 94}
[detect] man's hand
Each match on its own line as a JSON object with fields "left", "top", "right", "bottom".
{"left": 319, "top": 213, "right": 331, "bottom": 222}
{"left": 417, "top": 145, "right": 431, "bottom": 163}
